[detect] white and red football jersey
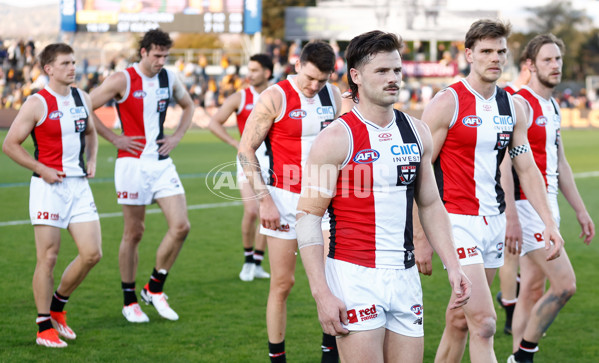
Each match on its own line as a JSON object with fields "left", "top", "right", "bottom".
{"left": 328, "top": 108, "right": 422, "bottom": 269}
{"left": 31, "top": 86, "right": 90, "bottom": 177}
{"left": 435, "top": 79, "right": 516, "bottom": 216}
{"left": 236, "top": 86, "right": 258, "bottom": 136}
{"left": 116, "top": 64, "right": 173, "bottom": 160}
{"left": 513, "top": 86, "right": 560, "bottom": 199}
{"left": 265, "top": 76, "right": 336, "bottom": 193}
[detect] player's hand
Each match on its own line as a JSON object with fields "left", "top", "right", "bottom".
{"left": 86, "top": 160, "right": 96, "bottom": 179}
{"left": 39, "top": 166, "right": 66, "bottom": 184}
{"left": 314, "top": 292, "right": 349, "bottom": 336}
{"left": 446, "top": 267, "right": 471, "bottom": 310}
{"left": 414, "top": 236, "right": 434, "bottom": 275}
{"left": 544, "top": 226, "right": 564, "bottom": 261}
{"left": 157, "top": 135, "right": 181, "bottom": 156}
{"left": 577, "top": 210, "right": 595, "bottom": 245}
{"left": 113, "top": 135, "right": 145, "bottom": 155}
{"left": 259, "top": 195, "right": 281, "bottom": 231}
{"left": 504, "top": 215, "right": 523, "bottom": 255}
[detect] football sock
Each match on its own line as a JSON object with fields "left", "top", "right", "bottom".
{"left": 321, "top": 332, "right": 339, "bottom": 363}
{"left": 50, "top": 291, "right": 69, "bottom": 312}
{"left": 269, "top": 340, "right": 286, "bottom": 362}
{"left": 514, "top": 339, "right": 538, "bottom": 362}
{"left": 254, "top": 250, "right": 265, "bottom": 266}
{"left": 36, "top": 314, "right": 52, "bottom": 333}
{"left": 502, "top": 298, "right": 517, "bottom": 329}
{"left": 148, "top": 268, "right": 168, "bottom": 293}
{"left": 122, "top": 281, "right": 137, "bottom": 306}
{"left": 244, "top": 248, "right": 255, "bottom": 263}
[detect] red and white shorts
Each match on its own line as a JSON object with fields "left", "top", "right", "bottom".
{"left": 260, "top": 186, "right": 329, "bottom": 240}
{"left": 325, "top": 258, "right": 424, "bottom": 337}
{"left": 115, "top": 157, "right": 184, "bottom": 205}
{"left": 29, "top": 176, "right": 98, "bottom": 229}
{"left": 517, "top": 196, "right": 560, "bottom": 256}
{"left": 449, "top": 213, "right": 506, "bottom": 268}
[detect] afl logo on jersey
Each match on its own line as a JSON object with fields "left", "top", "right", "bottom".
{"left": 49, "top": 111, "right": 63, "bottom": 120}
{"left": 289, "top": 109, "right": 307, "bottom": 119}
{"left": 535, "top": 116, "right": 547, "bottom": 126}
{"left": 411, "top": 304, "right": 423, "bottom": 316}
{"left": 133, "top": 90, "right": 147, "bottom": 99}
{"left": 353, "top": 149, "right": 380, "bottom": 164}
{"left": 462, "top": 115, "right": 482, "bottom": 127}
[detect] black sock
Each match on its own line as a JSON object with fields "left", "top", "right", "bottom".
{"left": 244, "top": 248, "right": 254, "bottom": 263}
{"left": 50, "top": 291, "right": 69, "bottom": 312}
{"left": 515, "top": 339, "right": 538, "bottom": 362}
{"left": 268, "top": 340, "right": 286, "bottom": 363}
{"left": 37, "top": 314, "right": 52, "bottom": 333}
{"left": 504, "top": 302, "right": 516, "bottom": 328}
{"left": 122, "top": 281, "right": 137, "bottom": 306}
{"left": 148, "top": 268, "right": 168, "bottom": 293}
{"left": 254, "top": 250, "right": 265, "bottom": 266}
{"left": 321, "top": 333, "right": 339, "bottom": 363}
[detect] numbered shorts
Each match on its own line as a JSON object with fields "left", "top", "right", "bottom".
{"left": 236, "top": 142, "right": 270, "bottom": 183}
{"left": 517, "top": 196, "right": 560, "bottom": 256}
{"left": 260, "top": 186, "right": 329, "bottom": 240}
{"left": 449, "top": 213, "right": 506, "bottom": 268}
{"left": 325, "top": 258, "right": 424, "bottom": 337}
{"left": 115, "top": 157, "right": 184, "bottom": 205}
{"left": 29, "top": 176, "right": 98, "bottom": 229}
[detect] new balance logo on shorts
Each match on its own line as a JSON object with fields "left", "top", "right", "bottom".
{"left": 347, "top": 304, "right": 378, "bottom": 324}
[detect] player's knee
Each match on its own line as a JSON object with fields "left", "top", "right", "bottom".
{"left": 124, "top": 225, "right": 145, "bottom": 244}
{"left": 448, "top": 311, "right": 469, "bottom": 333}
{"left": 171, "top": 219, "right": 190, "bottom": 240}
{"left": 244, "top": 205, "right": 259, "bottom": 220}
{"left": 38, "top": 252, "right": 58, "bottom": 270}
{"left": 558, "top": 281, "right": 576, "bottom": 303}
{"left": 470, "top": 314, "right": 496, "bottom": 339}
{"left": 271, "top": 275, "right": 295, "bottom": 297}
{"left": 81, "top": 249, "right": 102, "bottom": 267}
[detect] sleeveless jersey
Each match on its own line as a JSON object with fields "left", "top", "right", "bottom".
{"left": 513, "top": 86, "right": 560, "bottom": 199}
{"left": 328, "top": 108, "right": 422, "bottom": 269}
{"left": 503, "top": 84, "right": 517, "bottom": 95}
{"left": 31, "top": 86, "right": 89, "bottom": 177}
{"left": 236, "top": 86, "right": 258, "bottom": 135}
{"left": 265, "top": 77, "right": 336, "bottom": 193}
{"left": 434, "top": 79, "right": 515, "bottom": 216}
{"left": 116, "top": 63, "right": 173, "bottom": 160}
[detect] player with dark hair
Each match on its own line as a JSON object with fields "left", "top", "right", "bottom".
{"left": 506, "top": 33, "right": 594, "bottom": 363}
{"left": 297, "top": 30, "right": 471, "bottom": 363}
{"left": 90, "top": 28, "right": 194, "bottom": 323}
{"left": 3, "top": 43, "right": 102, "bottom": 347}
{"left": 238, "top": 40, "right": 342, "bottom": 362}
{"left": 414, "top": 19, "right": 564, "bottom": 362}
{"left": 207, "top": 53, "right": 274, "bottom": 281}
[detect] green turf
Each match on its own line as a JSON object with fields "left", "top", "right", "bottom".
{"left": 0, "top": 128, "right": 597, "bottom": 362}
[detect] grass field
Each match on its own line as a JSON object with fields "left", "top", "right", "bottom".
{"left": 0, "top": 128, "right": 597, "bottom": 362}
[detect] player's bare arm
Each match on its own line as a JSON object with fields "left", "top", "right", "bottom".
{"left": 297, "top": 121, "right": 349, "bottom": 336}
{"left": 157, "top": 75, "right": 194, "bottom": 156}
{"left": 89, "top": 71, "right": 145, "bottom": 154}
{"left": 555, "top": 137, "right": 595, "bottom": 244}
{"left": 2, "top": 96, "right": 66, "bottom": 184}
{"left": 412, "top": 118, "right": 471, "bottom": 309}
{"left": 510, "top": 98, "right": 564, "bottom": 260}
{"left": 238, "top": 87, "right": 282, "bottom": 230}
{"left": 207, "top": 91, "right": 242, "bottom": 149}
{"left": 413, "top": 89, "right": 456, "bottom": 275}
{"left": 82, "top": 92, "right": 98, "bottom": 178}
{"left": 331, "top": 85, "right": 343, "bottom": 118}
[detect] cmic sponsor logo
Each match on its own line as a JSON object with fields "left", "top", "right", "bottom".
{"left": 317, "top": 106, "right": 334, "bottom": 116}
{"left": 353, "top": 149, "right": 379, "bottom": 164}
{"left": 49, "top": 110, "right": 63, "bottom": 120}
{"left": 156, "top": 87, "right": 169, "bottom": 99}
{"left": 535, "top": 115, "right": 548, "bottom": 126}
{"left": 70, "top": 106, "right": 87, "bottom": 118}
{"left": 347, "top": 304, "right": 378, "bottom": 324}
{"left": 411, "top": 304, "right": 423, "bottom": 316}
{"left": 289, "top": 109, "right": 307, "bottom": 119}
{"left": 379, "top": 132, "right": 393, "bottom": 141}
{"left": 493, "top": 115, "right": 514, "bottom": 125}
{"left": 133, "top": 90, "right": 147, "bottom": 99}
{"left": 462, "top": 115, "right": 482, "bottom": 127}
{"left": 391, "top": 143, "right": 420, "bottom": 156}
